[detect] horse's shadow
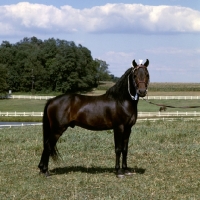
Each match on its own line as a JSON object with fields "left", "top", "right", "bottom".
{"left": 50, "top": 166, "right": 146, "bottom": 176}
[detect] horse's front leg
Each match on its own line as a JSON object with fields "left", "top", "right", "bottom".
{"left": 114, "top": 126, "right": 124, "bottom": 178}
{"left": 122, "top": 127, "right": 133, "bottom": 176}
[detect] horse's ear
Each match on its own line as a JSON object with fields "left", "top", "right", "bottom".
{"left": 132, "top": 60, "right": 138, "bottom": 68}
{"left": 144, "top": 59, "right": 149, "bottom": 67}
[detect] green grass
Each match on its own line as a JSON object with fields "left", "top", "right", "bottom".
{"left": 138, "top": 99, "right": 200, "bottom": 112}
{"left": 0, "top": 116, "right": 42, "bottom": 122}
{"left": 0, "top": 99, "right": 46, "bottom": 112}
{"left": 0, "top": 120, "right": 199, "bottom": 199}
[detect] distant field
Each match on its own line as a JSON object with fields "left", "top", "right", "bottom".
{"left": 0, "top": 120, "right": 199, "bottom": 199}
{"left": 96, "top": 81, "right": 200, "bottom": 91}
{"left": 148, "top": 82, "right": 200, "bottom": 92}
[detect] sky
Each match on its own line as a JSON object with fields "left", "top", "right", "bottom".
{"left": 0, "top": 1, "right": 200, "bottom": 82}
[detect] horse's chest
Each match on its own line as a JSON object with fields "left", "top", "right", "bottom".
{"left": 127, "top": 113, "right": 137, "bottom": 126}
{"left": 118, "top": 104, "right": 137, "bottom": 126}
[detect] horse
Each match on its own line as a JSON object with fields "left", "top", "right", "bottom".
{"left": 159, "top": 106, "right": 167, "bottom": 112}
{"left": 38, "top": 59, "right": 150, "bottom": 178}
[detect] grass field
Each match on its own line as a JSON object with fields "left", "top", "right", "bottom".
{"left": 0, "top": 120, "right": 199, "bottom": 199}
{"left": 0, "top": 99, "right": 46, "bottom": 112}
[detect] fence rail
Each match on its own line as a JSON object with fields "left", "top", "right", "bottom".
{"left": 137, "top": 117, "right": 200, "bottom": 122}
{"left": 0, "top": 123, "right": 42, "bottom": 128}
{"left": 0, "top": 112, "right": 43, "bottom": 116}
{"left": 1, "top": 111, "right": 200, "bottom": 117}
{"left": 9, "top": 95, "right": 55, "bottom": 100}
{"left": 138, "top": 111, "right": 200, "bottom": 117}
{"left": 7, "top": 95, "right": 200, "bottom": 100}
{"left": 147, "top": 96, "right": 200, "bottom": 100}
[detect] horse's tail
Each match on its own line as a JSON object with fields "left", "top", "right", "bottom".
{"left": 43, "top": 99, "right": 59, "bottom": 162}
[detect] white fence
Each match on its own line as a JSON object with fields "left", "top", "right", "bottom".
{"left": 138, "top": 111, "right": 200, "bottom": 117}
{"left": 137, "top": 117, "right": 200, "bottom": 122}
{"left": 147, "top": 96, "right": 200, "bottom": 100}
{"left": 7, "top": 95, "right": 200, "bottom": 100}
{"left": 1, "top": 111, "right": 200, "bottom": 117}
{"left": 0, "top": 111, "right": 43, "bottom": 116}
{"left": 9, "top": 95, "right": 55, "bottom": 100}
{"left": 0, "top": 123, "right": 42, "bottom": 128}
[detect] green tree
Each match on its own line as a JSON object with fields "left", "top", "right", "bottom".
{"left": 0, "top": 37, "right": 111, "bottom": 93}
{"left": 95, "top": 59, "right": 111, "bottom": 82}
{"left": 0, "top": 64, "right": 8, "bottom": 95}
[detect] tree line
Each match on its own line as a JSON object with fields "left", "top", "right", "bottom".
{"left": 0, "top": 37, "right": 114, "bottom": 95}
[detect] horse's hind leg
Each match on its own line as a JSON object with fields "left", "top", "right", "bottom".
{"left": 38, "top": 148, "right": 50, "bottom": 176}
{"left": 38, "top": 126, "right": 66, "bottom": 176}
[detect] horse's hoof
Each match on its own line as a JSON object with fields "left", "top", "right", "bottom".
{"left": 116, "top": 169, "right": 125, "bottom": 178}
{"left": 39, "top": 171, "right": 51, "bottom": 177}
{"left": 124, "top": 169, "right": 135, "bottom": 176}
{"left": 116, "top": 173, "right": 125, "bottom": 178}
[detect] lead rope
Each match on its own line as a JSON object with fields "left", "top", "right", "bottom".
{"left": 128, "top": 73, "right": 138, "bottom": 100}
{"left": 142, "top": 97, "right": 200, "bottom": 109}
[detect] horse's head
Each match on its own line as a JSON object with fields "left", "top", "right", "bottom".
{"left": 131, "top": 59, "right": 150, "bottom": 98}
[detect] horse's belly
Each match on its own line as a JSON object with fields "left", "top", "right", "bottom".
{"left": 75, "top": 114, "right": 113, "bottom": 130}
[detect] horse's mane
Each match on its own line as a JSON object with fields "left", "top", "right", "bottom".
{"left": 106, "top": 68, "right": 135, "bottom": 101}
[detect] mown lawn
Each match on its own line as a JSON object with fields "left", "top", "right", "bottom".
{"left": 0, "top": 99, "right": 46, "bottom": 112}
{"left": 0, "top": 120, "right": 199, "bottom": 199}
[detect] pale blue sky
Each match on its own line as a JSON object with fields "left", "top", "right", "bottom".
{"left": 0, "top": 1, "right": 200, "bottom": 82}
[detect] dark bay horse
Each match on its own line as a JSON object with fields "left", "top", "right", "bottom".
{"left": 38, "top": 59, "right": 150, "bottom": 178}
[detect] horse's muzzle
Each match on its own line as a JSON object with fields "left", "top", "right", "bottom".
{"left": 137, "top": 89, "right": 147, "bottom": 97}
